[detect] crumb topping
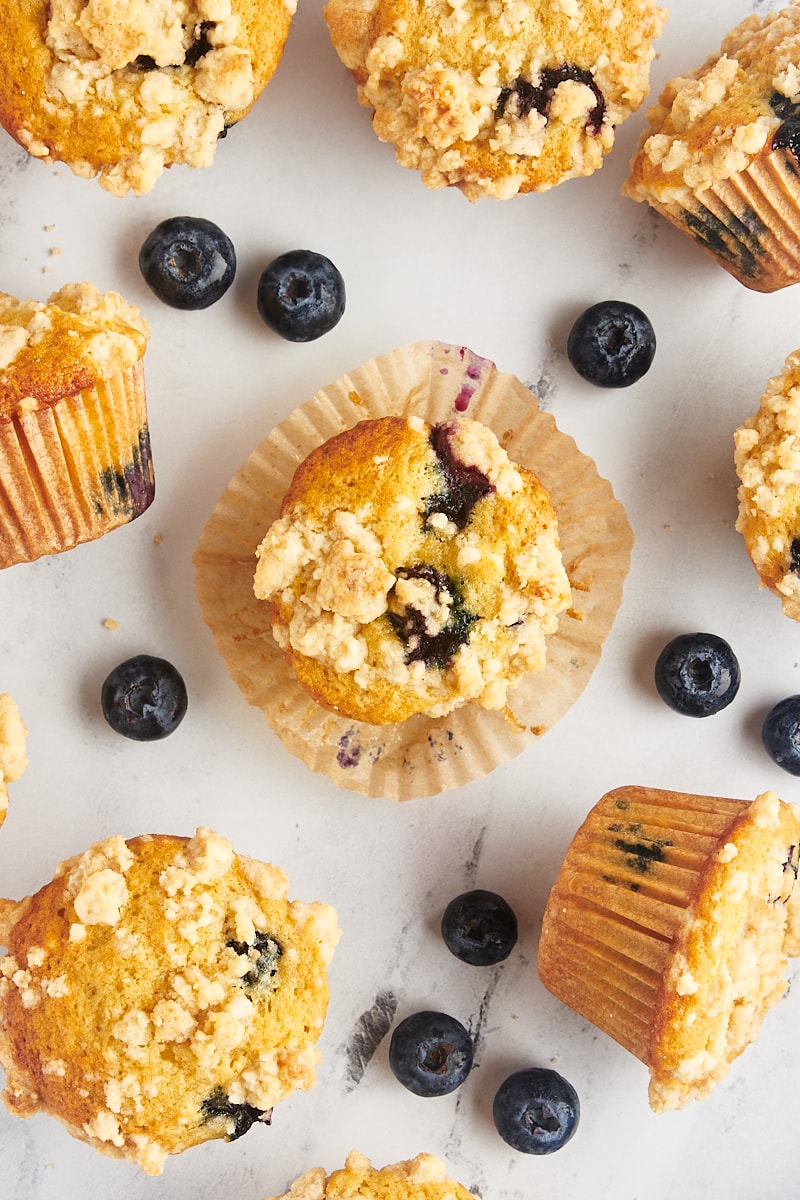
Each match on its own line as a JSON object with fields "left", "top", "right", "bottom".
{"left": 267, "top": 1150, "right": 479, "bottom": 1200}
{"left": 0, "top": 828, "right": 340, "bottom": 1175}
{"left": 734, "top": 348, "right": 800, "bottom": 619}
{"left": 35, "top": 0, "right": 258, "bottom": 194}
{"left": 650, "top": 790, "right": 800, "bottom": 1111}
{"left": 325, "top": 0, "right": 666, "bottom": 198}
{"left": 626, "top": 6, "right": 800, "bottom": 205}
{"left": 0, "top": 282, "right": 149, "bottom": 419}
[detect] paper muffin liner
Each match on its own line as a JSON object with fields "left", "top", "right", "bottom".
{"left": 193, "top": 340, "right": 633, "bottom": 800}
{"left": 0, "top": 359, "right": 153, "bottom": 568}
{"left": 653, "top": 148, "right": 800, "bottom": 294}
{"left": 538, "top": 785, "right": 757, "bottom": 1061}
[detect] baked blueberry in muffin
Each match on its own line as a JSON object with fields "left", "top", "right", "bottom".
{"left": 324, "top": 0, "right": 666, "bottom": 198}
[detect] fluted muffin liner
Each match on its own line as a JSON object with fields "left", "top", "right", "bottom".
{"left": 650, "top": 148, "right": 800, "bottom": 294}
{"left": 193, "top": 340, "right": 633, "bottom": 800}
{"left": 538, "top": 785, "right": 800, "bottom": 1109}
{"left": 0, "top": 359, "right": 153, "bottom": 568}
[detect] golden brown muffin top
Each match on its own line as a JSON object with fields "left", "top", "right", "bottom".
{"left": 735, "top": 347, "right": 800, "bottom": 620}
{"left": 0, "top": 828, "right": 340, "bottom": 1174}
{"left": 267, "top": 1150, "right": 480, "bottom": 1200}
{"left": 0, "top": 282, "right": 149, "bottom": 420}
{"left": 625, "top": 6, "right": 800, "bottom": 205}
{"left": 0, "top": 0, "right": 295, "bottom": 195}
{"left": 0, "top": 694, "right": 27, "bottom": 831}
{"left": 325, "top": 0, "right": 667, "bottom": 198}
{"left": 254, "top": 415, "right": 570, "bottom": 724}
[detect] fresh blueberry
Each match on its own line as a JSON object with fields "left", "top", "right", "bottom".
{"left": 139, "top": 216, "right": 236, "bottom": 310}
{"left": 567, "top": 300, "right": 656, "bottom": 388}
{"left": 388, "top": 1010, "right": 473, "bottom": 1097}
{"left": 762, "top": 696, "right": 800, "bottom": 775}
{"left": 101, "top": 654, "right": 188, "bottom": 741}
{"left": 653, "top": 632, "right": 740, "bottom": 717}
{"left": 256, "top": 249, "right": 345, "bottom": 342}
{"left": 441, "top": 889, "right": 518, "bottom": 966}
{"left": 493, "top": 1068, "right": 580, "bottom": 1155}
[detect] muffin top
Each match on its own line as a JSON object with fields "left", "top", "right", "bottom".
{"left": 267, "top": 1149, "right": 480, "bottom": 1200}
{"left": 734, "top": 347, "right": 800, "bottom": 620}
{"left": 254, "top": 415, "right": 570, "bottom": 724}
{"left": 325, "top": 0, "right": 666, "bottom": 199}
{"left": 0, "top": 694, "right": 27, "bottom": 831}
{"left": 625, "top": 6, "right": 800, "bottom": 206}
{"left": 0, "top": 0, "right": 295, "bottom": 195}
{"left": 0, "top": 827, "right": 340, "bottom": 1174}
{"left": 0, "top": 283, "right": 150, "bottom": 420}
{"left": 650, "top": 789, "right": 800, "bottom": 1110}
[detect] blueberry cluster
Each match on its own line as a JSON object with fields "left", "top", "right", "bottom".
{"left": 386, "top": 889, "right": 579, "bottom": 1155}
{"left": 139, "top": 216, "right": 345, "bottom": 340}
{"left": 653, "top": 631, "right": 800, "bottom": 775}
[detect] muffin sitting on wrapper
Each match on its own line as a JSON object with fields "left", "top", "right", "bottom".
{"left": 194, "top": 341, "right": 634, "bottom": 799}
{"left": 253, "top": 414, "right": 571, "bottom": 725}
{"left": 324, "top": 0, "right": 667, "bottom": 199}
{"left": 538, "top": 785, "right": 800, "bottom": 1111}
{"left": 0, "top": 282, "right": 153, "bottom": 570}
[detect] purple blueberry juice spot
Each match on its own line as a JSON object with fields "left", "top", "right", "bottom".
{"left": 454, "top": 385, "right": 475, "bottom": 412}
{"left": 336, "top": 729, "right": 361, "bottom": 769}
{"left": 425, "top": 421, "right": 494, "bottom": 528}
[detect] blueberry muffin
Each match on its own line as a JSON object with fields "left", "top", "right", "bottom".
{"left": 253, "top": 414, "right": 571, "bottom": 725}
{"left": 0, "top": 0, "right": 295, "bottom": 195}
{"left": 538, "top": 786, "right": 800, "bottom": 1111}
{"left": 0, "top": 827, "right": 340, "bottom": 1174}
{"left": 734, "top": 348, "right": 800, "bottom": 618}
{"left": 0, "top": 282, "right": 153, "bottom": 569}
{"left": 0, "top": 695, "right": 27, "bottom": 831}
{"left": 266, "top": 1150, "right": 480, "bottom": 1200}
{"left": 624, "top": 6, "right": 800, "bottom": 292}
{"left": 324, "top": 0, "right": 667, "bottom": 199}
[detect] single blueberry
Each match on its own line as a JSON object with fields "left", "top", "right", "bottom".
{"left": 139, "top": 216, "right": 236, "bottom": 310}
{"left": 441, "top": 889, "right": 518, "bottom": 966}
{"left": 762, "top": 696, "right": 800, "bottom": 775}
{"left": 493, "top": 1067, "right": 580, "bottom": 1154}
{"left": 567, "top": 300, "right": 656, "bottom": 388}
{"left": 101, "top": 654, "right": 188, "bottom": 741}
{"left": 256, "top": 249, "right": 345, "bottom": 342}
{"left": 388, "top": 1011, "right": 473, "bottom": 1097}
{"left": 653, "top": 632, "right": 740, "bottom": 718}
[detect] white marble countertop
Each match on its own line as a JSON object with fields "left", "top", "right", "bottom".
{"left": 1, "top": 2, "right": 799, "bottom": 1197}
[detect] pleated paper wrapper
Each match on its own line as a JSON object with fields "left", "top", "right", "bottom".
{"left": 0, "top": 358, "right": 154, "bottom": 568}
{"left": 193, "top": 340, "right": 634, "bottom": 800}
